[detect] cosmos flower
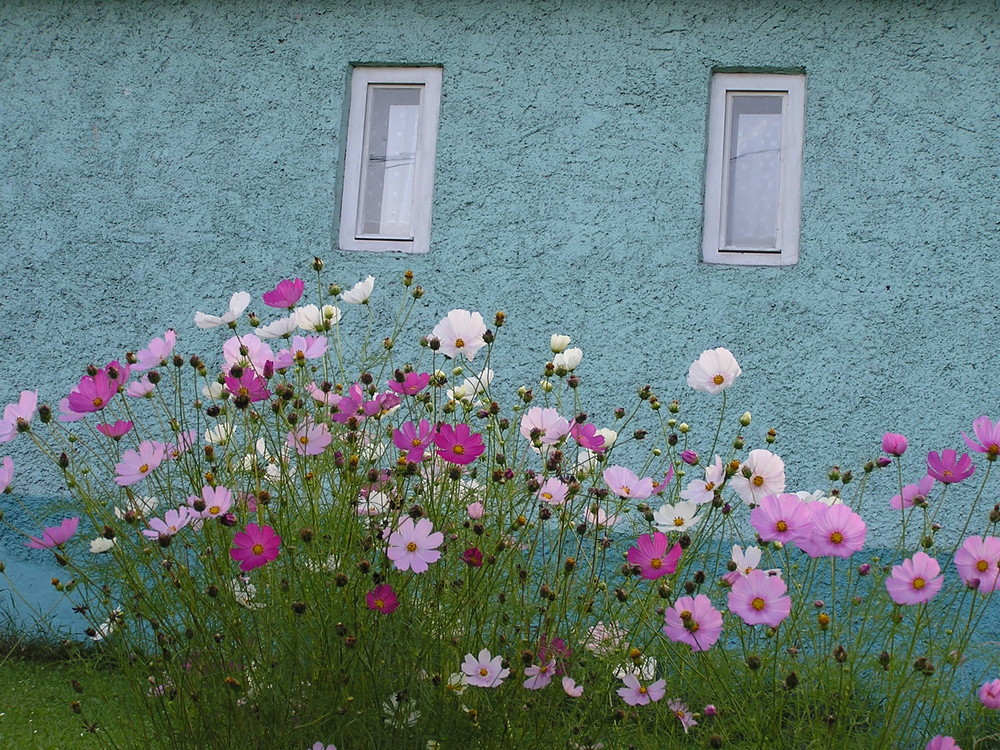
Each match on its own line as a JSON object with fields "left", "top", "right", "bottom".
{"left": 626, "top": 531, "right": 683, "bottom": 579}
{"left": 730, "top": 449, "right": 786, "bottom": 505}
{"left": 652, "top": 501, "right": 701, "bottom": 533}
{"left": 25, "top": 517, "right": 79, "bottom": 549}
{"left": 461, "top": 648, "right": 509, "bottom": 688}
{"left": 431, "top": 310, "right": 488, "bottom": 361}
{"left": 617, "top": 673, "right": 666, "bottom": 706}
{"left": 954, "top": 536, "right": 1000, "bottom": 593}
{"left": 663, "top": 594, "right": 723, "bottom": 652}
{"left": 885, "top": 551, "right": 944, "bottom": 605}
{"left": 114, "top": 441, "right": 167, "bottom": 486}
{"left": 603, "top": 465, "right": 654, "bottom": 500}
{"left": 728, "top": 569, "right": 792, "bottom": 628}
{"left": 686, "top": 347, "right": 741, "bottom": 394}
{"left": 341, "top": 275, "right": 375, "bottom": 304}
{"left": 134, "top": 330, "right": 177, "bottom": 371}
{"left": 366, "top": 584, "right": 399, "bottom": 614}
{"left": 385, "top": 517, "right": 443, "bottom": 574}
{"left": 194, "top": 291, "right": 251, "bottom": 329}
{"left": 261, "top": 277, "right": 305, "bottom": 309}
{"left": 926, "top": 449, "right": 975, "bottom": 484}
{"left": 0, "top": 390, "right": 37, "bottom": 443}
{"left": 230, "top": 523, "right": 281, "bottom": 572}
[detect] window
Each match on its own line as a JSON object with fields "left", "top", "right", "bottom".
{"left": 702, "top": 73, "right": 805, "bottom": 266}
{"left": 338, "top": 66, "right": 442, "bottom": 253}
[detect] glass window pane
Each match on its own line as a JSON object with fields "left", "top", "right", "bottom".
{"left": 358, "top": 85, "right": 422, "bottom": 238}
{"left": 724, "top": 94, "right": 783, "bottom": 249}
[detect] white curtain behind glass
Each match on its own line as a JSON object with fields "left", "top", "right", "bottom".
{"left": 724, "top": 95, "right": 783, "bottom": 249}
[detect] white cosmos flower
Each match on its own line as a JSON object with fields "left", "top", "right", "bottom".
{"left": 232, "top": 577, "right": 265, "bottom": 609}
{"left": 680, "top": 455, "right": 724, "bottom": 504}
{"left": 731, "top": 545, "right": 762, "bottom": 576}
{"left": 445, "top": 671, "right": 470, "bottom": 695}
{"left": 382, "top": 692, "right": 420, "bottom": 727}
{"left": 256, "top": 314, "right": 298, "bottom": 339}
{"left": 114, "top": 495, "right": 158, "bottom": 520}
{"left": 358, "top": 490, "right": 391, "bottom": 517}
{"left": 448, "top": 368, "right": 494, "bottom": 402}
{"left": 432, "top": 310, "right": 488, "bottom": 361}
{"left": 90, "top": 537, "right": 116, "bottom": 554}
{"left": 550, "top": 334, "right": 571, "bottom": 353}
{"left": 730, "top": 449, "right": 786, "bottom": 505}
{"left": 194, "top": 291, "right": 251, "bottom": 329}
{"left": 613, "top": 656, "right": 657, "bottom": 681}
{"left": 205, "top": 422, "right": 234, "bottom": 446}
{"left": 652, "top": 500, "right": 701, "bottom": 533}
{"left": 796, "top": 489, "right": 842, "bottom": 506}
{"left": 201, "top": 382, "right": 226, "bottom": 400}
{"left": 296, "top": 304, "right": 341, "bottom": 332}
{"left": 89, "top": 610, "right": 122, "bottom": 641}
{"left": 553, "top": 347, "right": 583, "bottom": 372}
{"left": 341, "top": 275, "right": 375, "bottom": 304}
{"left": 686, "top": 347, "right": 742, "bottom": 394}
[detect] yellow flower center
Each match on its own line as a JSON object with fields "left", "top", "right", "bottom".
{"left": 139, "top": 464, "right": 149, "bottom": 474}
{"left": 411, "top": 438, "right": 423, "bottom": 447}
{"left": 650, "top": 558, "right": 662, "bottom": 569}
{"left": 977, "top": 560, "right": 990, "bottom": 572}
{"left": 621, "top": 485, "right": 632, "bottom": 496}
{"left": 713, "top": 374, "right": 725, "bottom": 385}
{"left": 299, "top": 436, "right": 309, "bottom": 445}
{"left": 251, "top": 543, "right": 264, "bottom": 555}
{"left": 751, "top": 597, "right": 766, "bottom": 611}
{"left": 375, "top": 598, "right": 385, "bottom": 609}
{"left": 479, "top": 667, "right": 488, "bottom": 677}
{"left": 92, "top": 397, "right": 104, "bottom": 408}
{"left": 209, "top": 505, "right": 221, "bottom": 515}
{"left": 452, "top": 444, "right": 466, "bottom": 455}
{"left": 673, "top": 517, "right": 684, "bottom": 527}
{"left": 455, "top": 338, "right": 466, "bottom": 348}
{"left": 912, "top": 577, "right": 926, "bottom": 590}
{"left": 776, "top": 520, "right": 788, "bottom": 532}
{"left": 752, "top": 476, "right": 765, "bottom": 487}
{"left": 705, "top": 481, "right": 716, "bottom": 491}
{"left": 638, "top": 686, "right": 648, "bottom": 695}
{"left": 542, "top": 492, "right": 553, "bottom": 500}
{"left": 407, "top": 542, "right": 418, "bottom": 552}
{"left": 830, "top": 531, "right": 844, "bottom": 544}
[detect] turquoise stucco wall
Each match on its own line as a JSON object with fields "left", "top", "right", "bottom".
{"left": 0, "top": 0, "right": 998, "bottom": 624}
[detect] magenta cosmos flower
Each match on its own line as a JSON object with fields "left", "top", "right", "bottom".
{"left": 890, "top": 475, "right": 935, "bottom": 510}
{"left": 386, "top": 371, "right": 431, "bottom": 396}
{"left": 0, "top": 456, "right": 12, "bottom": 493}
{"left": 434, "top": 423, "right": 485, "bottom": 465}
{"left": 881, "top": 432, "right": 909, "bottom": 457}
{"left": 461, "top": 648, "right": 509, "bottom": 687}
{"left": 603, "top": 465, "right": 654, "bottom": 500}
{"left": 571, "top": 422, "right": 606, "bottom": 452}
{"left": 66, "top": 368, "right": 119, "bottom": 414}
{"left": 805, "top": 503, "right": 867, "bottom": 558}
{"left": 431, "top": 309, "right": 488, "bottom": 361}
{"left": 617, "top": 673, "right": 666, "bottom": 706}
{"left": 25, "top": 517, "right": 79, "bottom": 549}
{"left": 519, "top": 407, "right": 571, "bottom": 446}
{"left": 925, "top": 737, "right": 961, "bottom": 750}
{"left": 366, "top": 584, "right": 399, "bottom": 614}
{"left": 954, "top": 535, "right": 1000, "bottom": 593}
{"left": 262, "top": 277, "right": 304, "bottom": 309}
{"left": 0, "top": 390, "right": 37, "bottom": 443}
{"left": 225, "top": 369, "right": 271, "bottom": 403}
{"left": 730, "top": 449, "right": 786, "bottom": 505}
{"left": 686, "top": 347, "right": 741, "bottom": 394}
{"left": 626, "top": 531, "right": 682, "bottom": 580}
{"left": 230, "top": 523, "right": 281, "bottom": 572}
{"left": 386, "top": 517, "right": 443, "bottom": 573}
{"left": 729, "top": 569, "right": 792, "bottom": 628}
{"left": 96, "top": 420, "right": 134, "bottom": 440}
{"left": 115, "top": 441, "right": 167, "bottom": 486}
{"left": 979, "top": 679, "right": 1000, "bottom": 709}
{"left": 750, "top": 493, "right": 813, "bottom": 546}
{"left": 287, "top": 421, "right": 332, "bottom": 456}
{"left": 392, "top": 419, "right": 437, "bottom": 463}
{"left": 663, "top": 594, "right": 723, "bottom": 652}
{"left": 885, "top": 551, "right": 944, "bottom": 605}
{"left": 134, "top": 329, "right": 177, "bottom": 372}
{"left": 927, "top": 449, "right": 975, "bottom": 483}
{"left": 964, "top": 416, "right": 1000, "bottom": 459}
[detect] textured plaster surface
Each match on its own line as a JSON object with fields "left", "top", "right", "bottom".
{"left": 0, "top": 1, "right": 998, "bottom": 623}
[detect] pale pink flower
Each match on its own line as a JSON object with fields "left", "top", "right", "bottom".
{"left": 979, "top": 679, "right": 1000, "bottom": 709}
{"left": 194, "top": 291, "right": 251, "bottom": 329}
{"left": 617, "top": 673, "right": 666, "bottom": 706}
{"left": 806, "top": 503, "right": 866, "bottom": 558}
{"left": 728, "top": 569, "right": 792, "bottom": 628}
{"left": 603, "top": 465, "right": 653, "bottom": 500}
{"left": 925, "top": 736, "right": 961, "bottom": 750}
{"left": 223, "top": 334, "right": 274, "bottom": 372}
{"left": 686, "top": 347, "right": 741, "bottom": 394}
{"left": 668, "top": 699, "right": 698, "bottom": 734}
{"left": 537, "top": 477, "right": 569, "bottom": 506}
{"left": 188, "top": 485, "right": 233, "bottom": 520}
{"left": 134, "top": 330, "right": 177, "bottom": 371}
{"left": 287, "top": 422, "right": 332, "bottom": 456}
{"left": 386, "top": 517, "right": 443, "bottom": 573}
{"left": 461, "top": 648, "right": 509, "bottom": 688}
{"left": 954, "top": 536, "right": 1000, "bottom": 593}
{"left": 520, "top": 407, "right": 571, "bottom": 446}
{"left": 663, "top": 594, "right": 723, "bottom": 652}
{"left": 680, "top": 455, "right": 724, "bottom": 504}
{"left": 273, "top": 335, "right": 327, "bottom": 369}
{"left": 0, "top": 456, "right": 12, "bottom": 493}
{"left": 750, "top": 493, "right": 813, "bottom": 546}
{"left": 126, "top": 375, "right": 157, "bottom": 398}
{"left": 885, "top": 551, "right": 944, "bottom": 605}
{"left": 431, "top": 310, "right": 488, "bottom": 361}
{"left": 142, "top": 507, "right": 194, "bottom": 540}
{"left": 721, "top": 545, "right": 763, "bottom": 585}
{"left": 115, "top": 441, "right": 167, "bottom": 486}
{"left": 561, "top": 676, "right": 584, "bottom": 697}
{"left": 466, "top": 502, "right": 485, "bottom": 520}
{"left": 522, "top": 657, "right": 556, "bottom": 690}
{"left": 583, "top": 621, "right": 626, "bottom": 656}
{"left": 0, "top": 390, "right": 38, "bottom": 443}
{"left": 585, "top": 506, "right": 618, "bottom": 529}
{"left": 730, "top": 449, "right": 786, "bottom": 505}
{"left": 890, "top": 475, "right": 935, "bottom": 510}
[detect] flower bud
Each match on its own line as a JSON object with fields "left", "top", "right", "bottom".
{"left": 678, "top": 423, "right": 690, "bottom": 433}
{"left": 739, "top": 411, "right": 752, "bottom": 426}
{"left": 681, "top": 450, "right": 699, "bottom": 466}
{"left": 550, "top": 334, "right": 571, "bottom": 353}
{"left": 766, "top": 428, "right": 777, "bottom": 444}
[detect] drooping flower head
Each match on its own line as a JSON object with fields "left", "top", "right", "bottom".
{"left": 570, "top": 422, "right": 606, "bottom": 452}
{"left": 194, "top": 291, "right": 251, "bottom": 329}
{"left": 431, "top": 310, "right": 488, "bottom": 361}
{"left": 626, "top": 531, "right": 683, "bottom": 580}
{"left": 461, "top": 648, "right": 509, "bottom": 688}
{"left": 750, "top": 493, "right": 813, "bottom": 546}
{"left": 434, "top": 423, "right": 485, "bottom": 465}
{"left": 890, "top": 475, "right": 935, "bottom": 510}
{"left": 617, "top": 673, "right": 666, "bottom": 706}
{"left": 603, "top": 465, "right": 653, "bottom": 500}
{"left": 728, "top": 569, "right": 792, "bottom": 628}
{"left": 386, "top": 517, "right": 444, "bottom": 573}
{"left": 954, "top": 536, "right": 1000, "bottom": 593}
{"left": 366, "top": 584, "right": 399, "bottom": 614}
{"left": 885, "top": 551, "right": 944, "bottom": 605}
{"left": 687, "top": 347, "right": 741, "bottom": 394}
{"left": 730, "top": 449, "right": 786, "bottom": 505}
{"left": 230, "top": 523, "right": 281, "bottom": 572}
{"left": 0, "top": 390, "right": 38, "bottom": 443}
{"left": 927, "top": 449, "right": 975, "bottom": 484}
{"left": 261, "top": 277, "right": 305, "bottom": 309}
{"left": 663, "top": 594, "right": 723, "bottom": 652}
{"left": 25, "top": 517, "right": 79, "bottom": 549}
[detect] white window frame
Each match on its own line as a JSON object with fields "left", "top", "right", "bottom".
{"left": 702, "top": 73, "right": 805, "bottom": 266}
{"left": 338, "top": 66, "right": 442, "bottom": 254}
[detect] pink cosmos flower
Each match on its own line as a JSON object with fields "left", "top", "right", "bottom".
{"left": 805, "top": 503, "right": 867, "bottom": 558}
{"left": 680, "top": 450, "right": 699, "bottom": 465}
{"left": 225, "top": 369, "right": 271, "bottom": 403}
{"left": 461, "top": 648, "right": 509, "bottom": 687}
{"left": 520, "top": 407, "right": 571, "bottom": 446}
{"left": 651, "top": 466, "right": 675, "bottom": 496}
{"left": 0, "top": 390, "right": 38, "bottom": 443}
{"left": 730, "top": 449, "right": 786, "bottom": 505}
{"left": 626, "top": 531, "right": 682, "bottom": 580}
{"left": 25, "top": 517, "right": 79, "bottom": 549}
{"left": 663, "top": 594, "right": 723, "bottom": 652}
{"left": 431, "top": 310, "right": 488, "bottom": 361}
{"left": 467, "top": 502, "right": 485, "bottom": 520}
{"left": 926, "top": 737, "right": 961, "bottom": 750}
{"left": 927, "top": 449, "right": 975, "bottom": 484}
{"left": 603, "top": 465, "right": 654, "bottom": 500}
{"left": 886, "top": 551, "right": 944, "bottom": 605}
{"left": 262, "top": 277, "right": 304, "bottom": 309}
{"left": 96, "top": 420, "right": 134, "bottom": 440}
{"left": 617, "top": 673, "right": 666, "bottom": 706}
{"left": 67, "top": 369, "right": 119, "bottom": 414}
{"left": 392, "top": 420, "right": 437, "bottom": 463}
{"left": 979, "top": 679, "right": 1000, "bottom": 709}
{"left": 955, "top": 536, "right": 1000, "bottom": 593}
{"left": 166, "top": 430, "right": 198, "bottom": 461}
{"left": 126, "top": 375, "right": 156, "bottom": 398}
{"left": 882, "top": 432, "right": 909, "bottom": 457}
{"left": 114, "top": 441, "right": 167, "bottom": 486}
{"left": 222, "top": 334, "right": 274, "bottom": 373}
{"left": 686, "top": 347, "right": 741, "bottom": 394}
{"left": 435, "top": 423, "right": 485, "bottom": 465}
{"left": 537, "top": 477, "right": 569, "bottom": 506}
{"left": 287, "top": 422, "right": 332, "bottom": 456}
{"left": 366, "top": 584, "right": 399, "bottom": 614}
{"left": 194, "top": 291, "right": 251, "bottom": 329}
{"left": 386, "top": 371, "right": 431, "bottom": 396}
{"left": 0, "top": 456, "right": 12, "bottom": 493}
{"left": 584, "top": 621, "right": 626, "bottom": 656}
{"left": 680, "top": 455, "right": 724, "bottom": 504}
{"left": 134, "top": 330, "right": 177, "bottom": 371}
{"left": 571, "top": 422, "right": 606, "bottom": 452}
{"left": 750, "top": 493, "right": 814, "bottom": 546}
{"left": 523, "top": 657, "right": 556, "bottom": 690}
{"left": 729, "top": 569, "right": 792, "bottom": 628}
{"left": 273, "top": 335, "right": 327, "bottom": 369}
{"left": 386, "top": 517, "right": 444, "bottom": 573}
{"left": 890, "top": 475, "right": 935, "bottom": 510}
{"left": 562, "top": 676, "right": 584, "bottom": 697}
{"left": 964, "top": 416, "right": 1000, "bottom": 459}
{"left": 230, "top": 523, "right": 281, "bottom": 572}
{"left": 142, "top": 507, "right": 195, "bottom": 540}
{"left": 668, "top": 699, "right": 698, "bottom": 734}
{"left": 188, "top": 485, "right": 233, "bottom": 520}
